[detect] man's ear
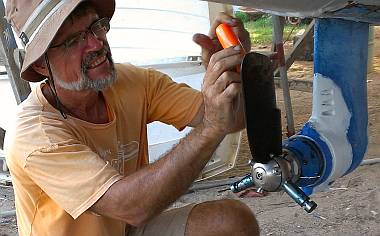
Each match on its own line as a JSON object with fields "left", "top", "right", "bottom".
{"left": 31, "top": 56, "right": 49, "bottom": 77}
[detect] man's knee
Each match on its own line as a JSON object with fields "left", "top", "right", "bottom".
{"left": 216, "top": 199, "right": 259, "bottom": 235}
{"left": 186, "top": 199, "right": 259, "bottom": 236}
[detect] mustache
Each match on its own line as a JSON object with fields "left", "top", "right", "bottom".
{"left": 82, "top": 45, "right": 112, "bottom": 69}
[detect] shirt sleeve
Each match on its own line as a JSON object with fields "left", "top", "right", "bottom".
{"left": 24, "top": 140, "right": 123, "bottom": 219}
{"left": 145, "top": 68, "right": 203, "bottom": 130}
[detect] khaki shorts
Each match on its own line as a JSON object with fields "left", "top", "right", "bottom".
{"left": 127, "top": 204, "right": 196, "bottom": 236}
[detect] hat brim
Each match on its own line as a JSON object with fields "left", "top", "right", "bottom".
{"left": 21, "top": 0, "right": 115, "bottom": 82}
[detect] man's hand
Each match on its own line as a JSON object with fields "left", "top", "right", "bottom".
{"left": 193, "top": 12, "right": 251, "bottom": 69}
{"left": 91, "top": 14, "right": 249, "bottom": 226}
{"left": 201, "top": 45, "right": 245, "bottom": 137}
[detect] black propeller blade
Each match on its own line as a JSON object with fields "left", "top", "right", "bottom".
{"left": 241, "top": 52, "right": 283, "bottom": 164}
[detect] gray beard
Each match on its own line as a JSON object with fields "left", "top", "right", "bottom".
{"left": 55, "top": 48, "right": 117, "bottom": 91}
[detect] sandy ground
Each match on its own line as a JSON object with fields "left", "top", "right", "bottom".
{"left": 1, "top": 27, "right": 380, "bottom": 236}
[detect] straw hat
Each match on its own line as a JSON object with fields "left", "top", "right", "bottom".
{"left": 5, "top": 0, "right": 115, "bottom": 82}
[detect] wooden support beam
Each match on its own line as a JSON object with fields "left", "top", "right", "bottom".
{"left": 272, "top": 15, "right": 296, "bottom": 136}
{"left": 0, "top": 171, "right": 12, "bottom": 186}
{"left": 275, "top": 20, "right": 315, "bottom": 76}
{"left": 0, "top": 127, "right": 7, "bottom": 172}
{"left": 271, "top": 16, "right": 285, "bottom": 52}
{"left": 274, "top": 77, "right": 313, "bottom": 93}
{"left": 0, "top": 1, "right": 31, "bottom": 104}
{"left": 0, "top": 126, "right": 4, "bottom": 150}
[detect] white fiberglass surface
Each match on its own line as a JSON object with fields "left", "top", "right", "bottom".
{"left": 308, "top": 73, "right": 352, "bottom": 192}
{"left": 109, "top": 0, "right": 209, "bottom": 65}
{"left": 210, "top": 0, "right": 380, "bottom": 17}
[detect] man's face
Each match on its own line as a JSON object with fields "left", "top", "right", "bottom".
{"left": 47, "top": 8, "right": 116, "bottom": 91}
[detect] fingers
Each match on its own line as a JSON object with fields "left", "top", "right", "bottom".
{"left": 192, "top": 33, "right": 213, "bottom": 49}
{"left": 203, "top": 46, "right": 243, "bottom": 87}
{"left": 213, "top": 71, "right": 241, "bottom": 93}
{"left": 209, "top": 12, "right": 251, "bottom": 53}
{"left": 223, "top": 81, "right": 241, "bottom": 100}
{"left": 193, "top": 12, "right": 250, "bottom": 71}
{"left": 232, "top": 19, "right": 251, "bottom": 53}
{"left": 192, "top": 33, "right": 218, "bottom": 68}
{"left": 208, "top": 12, "right": 238, "bottom": 39}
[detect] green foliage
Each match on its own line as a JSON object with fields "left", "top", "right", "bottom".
{"left": 234, "top": 11, "right": 250, "bottom": 23}
{"left": 243, "top": 15, "right": 307, "bottom": 45}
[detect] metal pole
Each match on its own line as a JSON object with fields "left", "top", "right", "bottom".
{"left": 272, "top": 15, "right": 295, "bottom": 136}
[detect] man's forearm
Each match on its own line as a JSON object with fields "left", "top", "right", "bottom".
{"left": 92, "top": 124, "right": 225, "bottom": 226}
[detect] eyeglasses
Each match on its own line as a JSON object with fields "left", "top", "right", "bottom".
{"left": 50, "top": 17, "right": 110, "bottom": 49}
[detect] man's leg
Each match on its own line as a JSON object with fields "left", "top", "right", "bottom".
{"left": 185, "top": 199, "right": 259, "bottom": 236}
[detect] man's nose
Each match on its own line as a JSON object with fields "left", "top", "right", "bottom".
{"left": 85, "top": 31, "right": 104, "bottom": 50}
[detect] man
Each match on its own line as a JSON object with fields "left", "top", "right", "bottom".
{"left": 5, "top": 0, "right": 259, "bottom": 235}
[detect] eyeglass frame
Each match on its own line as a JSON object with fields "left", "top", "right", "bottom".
{"left": 49, "top": 17, "right": 110, "bottom": 49}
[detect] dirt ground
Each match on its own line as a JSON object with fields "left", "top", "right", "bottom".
{"left": 1, "top": 27, "right": 379, "bottom": 236}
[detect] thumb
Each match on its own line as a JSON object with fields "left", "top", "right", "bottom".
{"left": 192, "top": 33, "right": 215, "bottom": 49}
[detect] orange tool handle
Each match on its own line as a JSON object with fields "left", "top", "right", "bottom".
{"left": 216, "top": 23, "right": 245, "bottom": 73}
{"left": 216, "top": 23, "right": 246, "bottom": 54}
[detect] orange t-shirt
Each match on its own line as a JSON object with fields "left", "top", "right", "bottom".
{"left": 5, "top": 63, "right": 203, "bottom": 236}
